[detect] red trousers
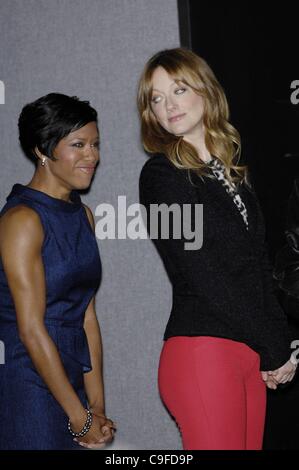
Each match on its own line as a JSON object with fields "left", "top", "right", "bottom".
{"left": 158, "top": 336, "right": 266, "bottom": 450}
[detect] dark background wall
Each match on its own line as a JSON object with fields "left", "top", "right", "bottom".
{"left": 178, "top": 1, "right": 299, "bottom": 257}
{"left": 177, "top": 2, "right": 299, "bottom": 448}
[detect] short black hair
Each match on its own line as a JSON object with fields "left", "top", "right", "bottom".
{"left": 18, "top": 93, "right": 98, "bottom": 164}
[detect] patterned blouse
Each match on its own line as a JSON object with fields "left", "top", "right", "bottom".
{"left": 208, "top": 157, "right": 249, "bottom": 230}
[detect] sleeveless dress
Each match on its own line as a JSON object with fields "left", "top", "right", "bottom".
{"left": 0, "top": 184, "right": 102, "bottom": 450}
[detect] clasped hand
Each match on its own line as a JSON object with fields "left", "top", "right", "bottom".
{"left": 74, "top": 411, "right": 116, "bottom": 449}
{"left": 261, "top": 359, "right": 297, "bottom": 389}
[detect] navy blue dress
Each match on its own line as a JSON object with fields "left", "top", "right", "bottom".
{"left": 0, "top": 184, "right": 102, "bottom": 449}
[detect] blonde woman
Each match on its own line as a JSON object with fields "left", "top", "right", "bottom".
{"left": 138, "top": 48, "right": 296, "bottom": 450}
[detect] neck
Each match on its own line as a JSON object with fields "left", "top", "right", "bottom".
{"left": 182, "top": 127, "right": 211, "bottom": 163}
{"left": 27, "top": 170, "right": 72, "bottom": 202}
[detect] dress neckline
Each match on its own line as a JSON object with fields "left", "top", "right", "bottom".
{"left": 7, "top": 184, "right": 82, "bottom": 213}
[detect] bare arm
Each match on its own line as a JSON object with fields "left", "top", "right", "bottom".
{"left": 0, "top": 205, "right": 106, "bottom": 441}
{"left": 79, "top": 204, "right": 115, "bottom": 448}
{"left": 83, "top": 296, "right": 105, "bottom": 414}
{"left": 82, "top": 204, "right": 105, "bottom": 413}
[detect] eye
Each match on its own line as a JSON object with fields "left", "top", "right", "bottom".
{"left": 91, "top": 141, "right": 100, "bottom": 149}
{"left": 72, "top": 142, "right": 84, "bottom": 148}
{"left": 175, "top": 87, "right": 186, "bottom": 95}
{"left": 151, "top": 95, "right": 162, "bottom": 104}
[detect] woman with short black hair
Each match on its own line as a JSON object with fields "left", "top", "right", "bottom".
{"left": 0, "top": 93, "right": 115, "bottom": 449}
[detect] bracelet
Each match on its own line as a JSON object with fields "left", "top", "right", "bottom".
{"left": 68, "top": 409, "right": 93, "bottom": 437}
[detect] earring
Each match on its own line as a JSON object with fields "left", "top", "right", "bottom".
{"left": 41, "top": 157, "right": 46, "bottom": 166}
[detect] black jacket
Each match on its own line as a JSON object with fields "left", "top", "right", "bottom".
{"left": 274, "top": 178, "right": 299, "bottom": 323}
{"left": 139, "top": 153, "right": 291, "bottom": 370}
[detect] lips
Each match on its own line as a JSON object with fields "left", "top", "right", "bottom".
{"left": 168, "top": 113, "right": 186, "bottom": 123}
{"left": 77, "top": 167, "right": 96, "bottom": 174}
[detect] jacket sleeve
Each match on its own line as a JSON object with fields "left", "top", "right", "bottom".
{"left": 287, "top": 178, "right": 299, "bottom": 231}
{"left": 139, "top": 156, "right": 215, "bottom": 294}
{"left": 255, "top": 197, "right": 292, "bottom": 370}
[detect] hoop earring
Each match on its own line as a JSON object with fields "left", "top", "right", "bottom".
{"left": 41, "top": 157, "right": 46, "bottom": 166}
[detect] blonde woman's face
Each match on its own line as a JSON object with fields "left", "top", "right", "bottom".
{"left": 151, "top": 66, "right": 205, "bottom": 139}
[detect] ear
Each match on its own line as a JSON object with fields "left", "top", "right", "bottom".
{"left": 34, "top": 146, "right": 47, "bottom": 162}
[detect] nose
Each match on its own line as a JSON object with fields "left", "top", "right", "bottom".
{"left": 84, "top": 145, "right": 99, "bottom": 163}
{"left": 165, "top": 95, "right": 177, "bottom": 113}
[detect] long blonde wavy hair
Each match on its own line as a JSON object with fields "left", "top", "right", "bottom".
{"left": 137, "top": 47, "right": 249, "bottom": 186}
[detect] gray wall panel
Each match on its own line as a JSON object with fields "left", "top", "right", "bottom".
{"left": 0, "top": 0, "right": 181, "bottom": 449}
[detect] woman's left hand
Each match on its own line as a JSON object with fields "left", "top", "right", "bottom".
{"left": 74, "top": 408, "right": 116, "bottom": 449}
{"left": 261, "top": 371, "right": 278, "bottom": 389}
